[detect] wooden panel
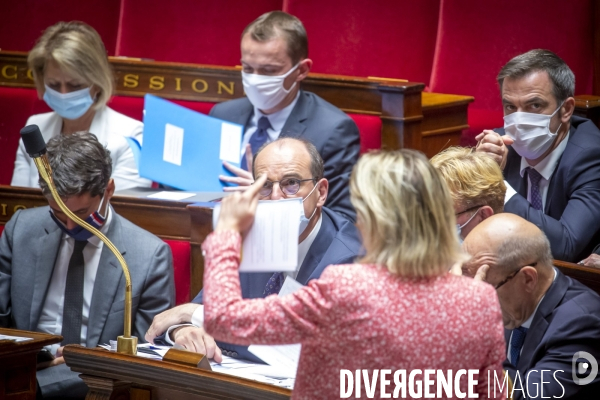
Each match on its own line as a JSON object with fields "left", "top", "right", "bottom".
{"left": 574, "top": 94, "right": 600, "bottom": 129}
{"left": 0, "top": 185, "right": 191, "bottom": 241}
{"left": 64, "top": 346, "right": 291, "bottom": 400}
{"left": 554, "top": 259, "right": 600, "bottom": 296}
{"left": 0, "top": 329, "right": 62, "bottom": 400}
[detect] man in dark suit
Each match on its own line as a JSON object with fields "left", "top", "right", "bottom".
{"left": 476, "top": 49, "right": 600, "bottom": 262}
{"left": 0, "top": 132, "right": 175, "bottom": 398}
{"left": 212, "top": 11, "right": 360, "bottom": 221}
{"left": 463, "top": 214, "right": 600, "bottom": 399}
{"left": 146, "top": 137, "right": 362, "bottom": 362}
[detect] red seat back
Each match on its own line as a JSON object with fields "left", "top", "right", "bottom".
{"left": 0, "top": 88, "right": 39, "bottom": 185}
{"left": 0, "top": 0, "right": 122, "bottom": 54}
{"left": 115, "top": 0, "right": 282, "bottom": 65}
{"left": 163, "top": 239, "right": 191, "bottom": 305}
{"left": 284, "top": 0, "right": 440, "bottom": 85}
{"left": 429, "top": 0, "right": 594, "bottom": 143}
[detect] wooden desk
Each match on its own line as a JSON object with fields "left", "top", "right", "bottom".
{"left": 63, "top": 345, "right": 291, "bottom": 400}
{"left": 553, "top": 259, "right": 600, "bottom": 296}
{"left": 0, "top": 328, "right": 62, "bottom": 400}
{"left": 0, "top": 51, "right": 470, "bottom": 157}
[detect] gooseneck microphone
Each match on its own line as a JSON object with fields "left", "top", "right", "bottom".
{"left": 20, "top": 125, "right": 138, "bottom": 355}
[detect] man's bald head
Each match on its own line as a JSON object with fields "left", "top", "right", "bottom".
{"left": 463, "top": 213, "right": 555, "bottom": 329}
{"left": 253, "top": 138, "right": 324, "bottom": 181}
{"left": 464, "top": 213, "right": 554, "bottom": 275}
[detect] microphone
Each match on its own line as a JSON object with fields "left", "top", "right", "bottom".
{"left": 20, "top": 125, "right": 138, "bottom": 355}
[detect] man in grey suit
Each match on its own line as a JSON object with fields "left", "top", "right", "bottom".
{"left": 0, "top": 132, "right": 175, "bottom": 399}
{"left": 213, "top": 11, "right": 360, "bottom": 221}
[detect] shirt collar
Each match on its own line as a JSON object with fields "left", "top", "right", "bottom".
{"left": 519, "top": 132, "right": 570, "bottom": 180}
{"left": 297, "top": 212, "right": 323, "bottom": 269}
{"left": 521, "top": 267, "right": 558, "bottom": 329}
{"left": 252, "top": 90, "right": 301, "bottom": 133}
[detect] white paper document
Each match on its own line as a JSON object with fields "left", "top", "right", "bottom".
{"left": 211, "top": 356, "right": 295, "bottom": 388}
{"left": 0, "top": 334, "right": 33, "bottom": 342}
{"left": 147, "top": 191, "right": 196, "bottom": 200}
{"left": 163, "top": 123, "right": 184, "bottom": 166}
{"left": 219, "top": 122, "right": 243, "bottom": 164}
{"left": 213, "top": 199, "right": 301, "bottom": 272}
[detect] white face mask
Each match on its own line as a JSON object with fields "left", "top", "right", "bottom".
{"left": 299, "top": 182, "right": 318, "bottom": 236}
{"left": 503, "top": 102, "right": 564, "bottom": 160}
{"left": 242, "top": 63, "right": 300, "bottom": 111}
{"left": 456, "top": 207, "right": 481, "bottom": 242}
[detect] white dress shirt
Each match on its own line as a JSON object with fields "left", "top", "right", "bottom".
{"left": 507, "top": 268, "right": 557, "bottom": 363}
{"left": 11, "top": 107, "right": 151, "bottom": 191}
{"left": 239, "top": 91, "right": 301, "bottom": 157}
{"left": 166, "top": 212, "right": 324, "bottom": 343}
{"left": 504, "top": 133, "right": 570, "bottom": 209}
{"left": 37, "top": 206, "right": 113, "bottom": 354}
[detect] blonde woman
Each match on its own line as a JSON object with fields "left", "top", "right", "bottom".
{"left": 202, "top": 150, "right": 507, "bottom": 399}
{"left": 11, "top": 21, "right": 150, "bottom": 190}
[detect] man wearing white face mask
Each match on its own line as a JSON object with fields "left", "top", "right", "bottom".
{"left": 209, "top": 11, "right": 360, "bottom": 222}
{"left": 145, "top": 138, "right": 362, "bottom": 362}
{"left": 476, "top": 49, "right": 600, "bottom": 262}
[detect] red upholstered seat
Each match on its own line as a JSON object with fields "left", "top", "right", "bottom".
{"left": 348, "top": 113, "right": 381, "bottom": 154}
{"left": 163, "top": 239, "right": 191, "bottom": 305}
{"left": 0, "top": 88, "right": 39, "bottom": 185}
{"left": 0, "top": 0, "right": 122, "bottom": 54}
{"left": 284, "top": 0, "right": 440, "bottom": 85}
{"left": 429, "top": 0, "right": 595, "bottom": 144}
{"left": 108, "top": 96, "right": 215, "bottom": 121}
{"left": 115, "top": 0, "right": 283, "bottom": 65}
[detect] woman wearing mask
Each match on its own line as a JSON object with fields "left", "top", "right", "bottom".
{"left": 202, "top": 150, "right": 507, "bottom": 399}
{"left": 11, "top": 21, "right": 150, "bottom": 190}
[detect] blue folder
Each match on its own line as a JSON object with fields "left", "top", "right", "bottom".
{"left": 139, "top": 94, "right": 243, "bottom": 191}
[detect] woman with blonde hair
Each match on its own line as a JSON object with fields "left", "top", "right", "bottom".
{"left": 11, "top": 21, "right": 149, "bottom": 190}
{"left": 202, "top": 150, "right": 507, "bottom": 399}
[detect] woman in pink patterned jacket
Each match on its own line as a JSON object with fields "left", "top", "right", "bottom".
{"left": 203, "top": 150, "right": 507, "bottom": 399}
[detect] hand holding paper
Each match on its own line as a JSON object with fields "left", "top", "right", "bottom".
{"left": 215, "top": 174, "right": 267, "bottom": 234}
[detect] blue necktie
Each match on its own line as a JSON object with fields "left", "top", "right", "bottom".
{"left": 241, "top": 116, "right": 271, "bottom": 171}
{"left": 510, "top": 326, "right": 528, "bottom": 366}
{"left": 263, "top": 272, "right": 285, "bottom": 296}
{"left": 526, "top": 167, "right": 544, "bottom": 211}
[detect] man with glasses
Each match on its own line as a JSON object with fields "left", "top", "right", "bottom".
{"left": 431, "top": 146, "right": 506, "bottom": 245}
{"left": 462, "top": 213, "right": 600, "bottom": 399}
{"left": 145, "top": 138, "right": 361, "bottom": 361}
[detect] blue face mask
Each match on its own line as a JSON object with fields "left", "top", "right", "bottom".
{"left": 50, "top": 196, "right": 107, "bottom": 241}
{"left": 299, "top": 183, "right": 319, "bottom": 235}
{"left": 43, "top": 84, "right": 94, "bottom": 120}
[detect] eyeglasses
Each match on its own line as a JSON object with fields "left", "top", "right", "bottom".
{"left": 259, "top": 177, "right": 316, "bottom": 197}
{"left": 455, "top": 204, "right": 484, "bottom": 217}
{"left": 494, "top": 262, "right": 537, "bottom": 290}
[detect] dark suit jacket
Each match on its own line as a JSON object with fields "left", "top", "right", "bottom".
{"left": 501, "top": 116, "right": 600, "bottom": 262}
{"left": 192, "top": 206, "right": 361, "bottom": 361}
{"left": 0, "top": 206, "right": 175, "bottom": 397}
{"left": 210, "top": 90, "right": 361, "bottom": 222}
{"left": 504, "top": 269, "right": 600, "bottom": 399}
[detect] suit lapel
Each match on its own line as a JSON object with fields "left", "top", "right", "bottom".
{"left": 544, "top": 126, "right": 573, "bottom": 213}
{"left": 295, "top": 211, "right": 335, "bottom": 284}
{"left": 236, "top": 100, "right": 254, "bottom": 129}
{"left": 280, "top": 91, "right": 308, "bottom": 139}
{"left": 86, "top": 213, "right": 127, "bottom": 347}
{"left": 29, "top": 218, "right": 63, "bottom": 330}
{"left": 518, "top": 270, "right": 569, "bottom": 373}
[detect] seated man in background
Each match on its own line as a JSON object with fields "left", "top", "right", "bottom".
{"left": 476, "top": 49, "right": 600, "bottom": 262}
{"left": 0, "top": 132, "right": 175, "bottom": 398}
{"left": 146, "top": 137, "right": 362, "bottom": 361}
{"left": 463, "top": 213, "right": 600, "bottom": 399}
{"left": 212, "top": 11, "right": 360, "bottom": 221}
{"left": 431, "top": 146, "right": 506, "bottom": 241}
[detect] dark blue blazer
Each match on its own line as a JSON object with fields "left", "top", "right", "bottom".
{"left": 504, "top": 269, "right": 600, "bottom": 399}
{"left": 210, "top": 90, "right": 360, "bottom": 222}
{"left": 501, "top": 116, "right": 600, "bottom": 262}
{"left": 194, "top": 206, "right": 362, "bottom": 361}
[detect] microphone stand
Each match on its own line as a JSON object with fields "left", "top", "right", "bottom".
{"left": 35, "top": 154, "right": 138, "bottom": 355}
